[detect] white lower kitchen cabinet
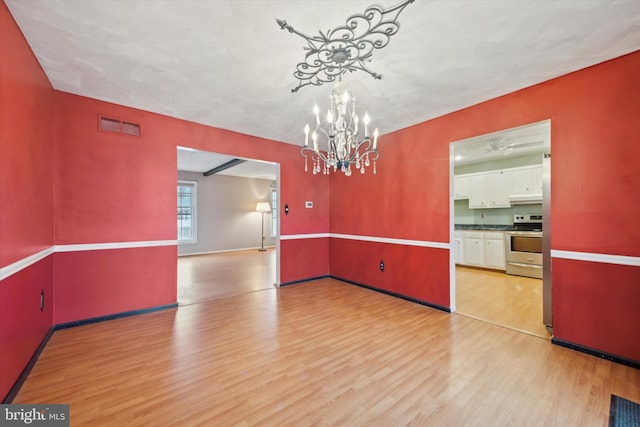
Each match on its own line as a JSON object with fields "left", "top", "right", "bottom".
{"left": 483, "top": 232, "right": 506, "bottom": 269}
{"left": 453, "top": 232, "right": 464, "bottom": 264}
{"left": 462, "top": 232, "right": 484, "bottom": 267}
{"left": 457, "top": 230, "right": 506, "bottom": 270}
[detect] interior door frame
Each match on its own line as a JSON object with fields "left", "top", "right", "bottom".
{"left": 448, "top": 120, "right": 551, "bottom": 328}
{"left": 176, "top": 147, "right": 281, "bottom": 296}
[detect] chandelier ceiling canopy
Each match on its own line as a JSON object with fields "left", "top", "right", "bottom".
{"left": 276, "top": 0, "right": 414, "bottom": 93}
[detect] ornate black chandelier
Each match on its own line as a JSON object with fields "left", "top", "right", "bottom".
{"left": 277, "top": 0, "right": 413, "bottom": 176}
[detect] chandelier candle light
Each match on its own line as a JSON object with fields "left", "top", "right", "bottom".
{"left": 302, "top": 83, "right": 378, "bottom": 176}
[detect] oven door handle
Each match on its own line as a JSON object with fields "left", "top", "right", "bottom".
{"left": 507, "top": 262, "right": 543, "bottom": 269}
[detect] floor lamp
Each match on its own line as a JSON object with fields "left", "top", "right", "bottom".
{"left": 255, "top": 202, "right": 271, "bottom": 251}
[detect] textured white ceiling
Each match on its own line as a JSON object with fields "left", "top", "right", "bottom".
{"left": 6, "top": 0, "right": 640, "bottom": 171}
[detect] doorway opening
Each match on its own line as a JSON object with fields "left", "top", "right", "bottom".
{"left": 449, "top": 120, "right": 551, "bottom": 338}
{"left": 176, "top": 146, "right": 280, "bottom": 305}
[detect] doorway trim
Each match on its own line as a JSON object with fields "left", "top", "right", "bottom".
{"left": 449, "top": 120, "right": 551, "bottom": 326}
{"left": 176, "top": 147, "right": 281, "bottom": 295}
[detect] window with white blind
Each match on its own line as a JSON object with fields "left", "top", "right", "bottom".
{"left": 177, "top": 181, "right": 197, "bottom": 243}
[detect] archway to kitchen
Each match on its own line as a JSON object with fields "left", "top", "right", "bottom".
{"left": 449, "top": 120, "right": 551, "bottom": 339}
{"left": 176, "top": 146, "right": 280, "bottom": 306}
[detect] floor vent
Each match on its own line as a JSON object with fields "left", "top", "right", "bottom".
{"left": 99, "top": 115, "right": 141, "bottom": 136}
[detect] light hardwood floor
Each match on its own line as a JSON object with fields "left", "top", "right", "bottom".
{"left": 178, "top": 248, "right": 276, "bottom": 305}
{"left": 456, "top": 266, "right": 550, "bottom": 339}
{"left": 14, "top": 278, "right": 640, "bottom": 425}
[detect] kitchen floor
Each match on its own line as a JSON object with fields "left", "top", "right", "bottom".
{"left": 455, "top": 266, "right": 550, "bottom": 339}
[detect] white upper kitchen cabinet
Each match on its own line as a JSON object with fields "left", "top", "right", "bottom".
{"left": 509, "top": 165, "right": 542, "bottom": 202}
{"left": 468, "top": 174, "right": 487, "bottom": 208}
{"left": 486, "top": 170, "right": 510, "bottom": 208}
{"left": 454, "top": 175, "right": 470, "bottom": 200}
{"left": 533, "top": 166, "right": 542, "bottom": 193}
{"left": 469, "top": 171, "right": 510, "bottom": 208}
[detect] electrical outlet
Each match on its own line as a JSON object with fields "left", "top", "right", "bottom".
{"left": 379, "top": 260, "right": 385, "bottom": 272}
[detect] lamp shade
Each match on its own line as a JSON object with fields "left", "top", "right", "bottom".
{"left": 256, "top": 202, "right": 271, "bottom": 213}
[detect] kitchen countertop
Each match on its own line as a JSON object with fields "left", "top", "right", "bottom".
{"left": 454, "top": 224, "right": 515, "bottom": 231}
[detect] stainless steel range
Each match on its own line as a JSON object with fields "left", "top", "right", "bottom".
{"left": 505, "top": 214, "right": 543, "bottom": 279}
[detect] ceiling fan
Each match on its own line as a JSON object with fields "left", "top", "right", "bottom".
{"left": 484, "top": 137, "right": 544, "bottom": 153}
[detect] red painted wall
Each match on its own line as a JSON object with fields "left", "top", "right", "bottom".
{"left": 330, "top": 239, "right": 449, "bottom": 307}
{"left": 0, "top": 1, "right": 54, "bottom": 266}
{"left": 0, "top": 259, "right": 53, "bottom": 401}
{"left": 54, "top": 95, "right": 176, "bottom": 245}
{"left": 331, "top": 50, "right": 640, "bottom": 361}
{"left": 554, "top": 259, "right": 640, "bottom": 362}
{"left": 0, "top": 1, "right": 54, "bottom": 401}
{"left": 280, "top": 238, "right": 329, "bottom": 284}
{"left": 53, "top": 247, "right": 177, "bottom": 324}
{"left": 330, "top": 125, "right": 450, "bottom": 242}
{"left": 328, "top": 129, "right": 451, "bottom": 305}
{"left": 280, "top": 171, "right": 330, "bottom": 236}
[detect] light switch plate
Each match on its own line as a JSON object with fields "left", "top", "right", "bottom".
{"left": 305, "top": 201, "right": 313, "bottom": 208}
